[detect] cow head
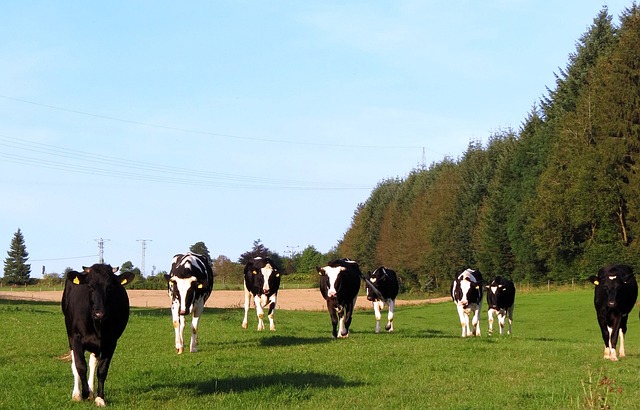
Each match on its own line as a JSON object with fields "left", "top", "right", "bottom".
{"left": 485, "top": 275, "right": 504, "bottom": 309}
{"left": 250, "top": 258, "right": 281, "bottom": 296}
{"left": 589, "top": 265, "right": 635, "bottom": 308}
{"left": 453, "top": 269, "right": 482, "bottom": 308}
{"left": 67, "top": 264, "right": 134, "bottom": 320}
{"left": 317, "top": 265, "right": 346, "bottom": 298}
{"left": 165, "top": 257, "right": 209, "bottom": 315}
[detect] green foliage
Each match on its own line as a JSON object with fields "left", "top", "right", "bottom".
{"left": 338, "top": 7, "right": 640, "bottom": 292}
{"left": 3, "top": 228, "right": 31, "bottom": 285}
{"left": 1, "top": 289, "right": 640, "bottom": 409}
{"left": 190, "top": 241, "right": 212, "bottom": 262}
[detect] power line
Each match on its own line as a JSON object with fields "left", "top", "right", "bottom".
{"left": 0, "top": 94, "right": 423, "bottom": 150}
{"left": 0, "top": 134, "right": 372, "bottom": 190}
{"left": 30, "top": 254, "right": 99, "bottom": 262}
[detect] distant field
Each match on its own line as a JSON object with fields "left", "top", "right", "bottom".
{"left": 1, "top": 289, "right": 639, "bottom": 409}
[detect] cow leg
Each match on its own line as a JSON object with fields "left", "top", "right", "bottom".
{"left": 94, "top": 344, "right": 116, "bottom": 408}
{"left": 70, "top": 348, "right": 89, "bottom": 401}
{"left": 487, "top": 308, "right": 495, "bottom": 335}
{"left": 373, "top": 301, "right": 383, "bottom": 333}
{"left": 339, "top": 297, "right": 357, "bottom": 338}
{"left": 497, "top": 309, "right": 507, "bottom": 335}
{"left": 254, "top": 295, "right": 265, "bottom": 331}
{"left": 619, "top": 315, "right": 629, "bottom": 358}
{"left": 386, "top": 299, "right": 395, "bottom": 332}
{"left": 506, "top": 305, "right": 514, "bottom": 335}
{"left": 88, "top": 353, "right": 98, "bottom": 400}
{"left": 328, "top": 302, "right": 339, "bottom": 338}
{"left": 457, "top": 306, "right": 469, "bottom": 337}
{"left": 190, "top": 302, "right": 204, "bottom": 353}
{"left": 607, "top": 324, "right": 619, "bottom": 361}
{"left": 472, "top": 305, "right": 481, "bottom": 336}
{"left": 242, "top": 288, "right": 251, "bottom": 329}
{"left": 267, "top": 301, "right": 276, "bottom": 331}
{"left": 173, "top": 310, "right": 186, "bottom": 354}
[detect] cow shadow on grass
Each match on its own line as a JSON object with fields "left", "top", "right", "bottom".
{"left": 169, "top": 371, "right": 363, "bottom": 395}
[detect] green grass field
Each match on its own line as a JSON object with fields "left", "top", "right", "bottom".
{"left": 1, "top": 288, "right": 639, "bottom": 409}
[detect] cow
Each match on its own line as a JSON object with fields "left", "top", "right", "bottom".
{"left": 365, "top": 266, "right": 399, "bottom": 333}
{"left": 61, "top": 264, "right": 135, "bottom": 407}
{"left": 485, "top": 275, "right": 516, "bottom": 335}
{"left": 589, "top": 264, "right": 638, "bottom": 361}
{"left": 164, "top": 252, "right": 214, "bottom": 354}
{"left": 317, "top": 258, "right": 362, "bottom": 338}
{"left": 450, "top": 268, "right": 483, "bottom": 337}
{"left": 242, "top": 256, "right": 282, "bottom": 331}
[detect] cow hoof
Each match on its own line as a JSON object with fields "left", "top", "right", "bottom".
{"left": 270, "top": 326, "right": 276, "bottom": 331}
{"left": 95, "top": 397, "right": 106, "bottom": 407}
{"left": 72, "top": 393, "right": 82, "bottom": 402}
{"left": 385, "top": 323, "right": 392, "bottom": 331}
{"left": 176, "top": 347, "right": 184, "bottom": 354}
{"left": 241, "top": 322, "right": 248, "bottom": 329}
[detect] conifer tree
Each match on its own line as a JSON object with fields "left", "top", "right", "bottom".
{"left": 3, "top": 228, "right": 31, "bottom": 285}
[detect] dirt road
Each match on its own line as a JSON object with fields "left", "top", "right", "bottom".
{"left": 0, "top": 288, "right": 448, "bottom": 311}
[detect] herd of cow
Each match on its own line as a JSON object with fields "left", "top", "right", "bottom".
{"left": 60, "top": 253, "right": 638, "bottom": 407}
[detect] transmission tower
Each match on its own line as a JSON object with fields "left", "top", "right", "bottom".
{"left": 137, "top": 239, "right": 152, "bottom": 277}
{"left": 94, "top": 238, "right": 110, "bottom": 263}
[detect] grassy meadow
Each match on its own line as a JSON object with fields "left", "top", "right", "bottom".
{"left": 1, "top": 288, "right": 639, "bottom": 409}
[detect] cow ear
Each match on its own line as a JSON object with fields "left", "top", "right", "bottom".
{"left": 118, "top": 271, "right": 136, "bottom": 286}
{"left": 588, "top": 275, "right": 599, "bottom": 285}
{"left": 164, "top": 274, "right": 172, "bottom": 282}
{"left": 112, "top": 266, "right": 120, "bottom": 274}
{"left": 67, "top": 271, "right": 86, "bottom": 285}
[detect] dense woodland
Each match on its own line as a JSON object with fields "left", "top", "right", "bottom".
{"left": 337, "top": 5, "right": 640, "bottom": 292}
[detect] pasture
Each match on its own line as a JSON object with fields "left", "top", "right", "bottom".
{"left": 1, "top": 288, "right": 639, "bottom": 409}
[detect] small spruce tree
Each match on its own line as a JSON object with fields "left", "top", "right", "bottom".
{"left": 4, "top": 228, "right": 31, "bottom": 285}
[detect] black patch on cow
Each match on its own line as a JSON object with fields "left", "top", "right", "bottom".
{"left": 366, "top": 267, "right": 399, "bottom": 302}
{"left": 485, "top": 275, "right": 516, "bottom": 310}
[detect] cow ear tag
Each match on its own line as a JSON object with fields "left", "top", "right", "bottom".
{"left": 252, "top": 270, "right": 257, "bottom": 275}
{"left": 276, "top": 273, "right": 280, "bottom": 277}
{"left": 594, "top": 280, "right": 599, "bottom": 285}
{"left": 120, "top": 278, "right": 128, "bottom": 285}
{"left": 73, "top": 277, "right": 80, "bottom": 285}
{"left": 198, "top": 283, "right": 204, "bottom": 289}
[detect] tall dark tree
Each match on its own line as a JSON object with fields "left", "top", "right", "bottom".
{"left": 238, "top": 239, "right": 270, "bottom": 265}
{"left": 190, "top": 241, "right": 212, "bottom": 262}
{"left": 3, "top": 228, "right": 31, "bottom": 285}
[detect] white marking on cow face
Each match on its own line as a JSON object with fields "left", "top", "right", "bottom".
{"left": 169, "top": 276, "right": 198, "bottom": 315}
{"left": 261, "top": 263, "right": 274, "bottom": 293}
{"left": 323, "top": 266, "right": 346, "bottom": 297}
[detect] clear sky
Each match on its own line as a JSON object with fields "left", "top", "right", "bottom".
{"left": 0, "top": 1, "right": 633, "bottom": 277}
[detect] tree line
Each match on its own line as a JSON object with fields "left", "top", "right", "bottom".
{"left": 336, "top": 5, "right": 640, "bottom": 292}
{"left": 5, "top": 6, "right": 639, "bottom": 294}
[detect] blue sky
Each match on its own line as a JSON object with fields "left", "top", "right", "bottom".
{"left": 0, "top": 1, "right": 632, "bottom": 277}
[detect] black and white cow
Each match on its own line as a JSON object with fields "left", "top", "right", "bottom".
{"left": 61, "top": 264, "right": 135, "bottom": 407}
{"left": 164, "top": 252, "right": 214, "bottom": 354}
{"left": 242, "top": 256, "right": 282, "bottom": 331}
{"left": 485, "top": 275, "right": 515, "bottom": 335}
{"left": 450, "top": 268, "right": 483, "bottom": 337}
{"left": 317, "top": 258, "right": 362, "bottom": 338}
{"left": 365, "top": 266, "right": 399, "bottom": 333}
{"left": 589, "top": 264, "right": 638, "bottom": 361}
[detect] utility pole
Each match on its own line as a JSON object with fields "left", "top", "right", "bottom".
{"left": 94, "top": 238, "right": 110, "bottom": 263}
{"left": 286, "top": 245, "right": 299, "bottom": 258}
{"left": 137, "top": 239, "right": 152, "bottom": 277}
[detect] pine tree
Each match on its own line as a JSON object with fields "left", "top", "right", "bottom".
{"left": 3, "top": 228, "right": 31, "bottom": 285}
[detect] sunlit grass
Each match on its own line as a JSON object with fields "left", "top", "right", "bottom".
{"left": 0, "top": 289, "right": 639, "bottom": 409}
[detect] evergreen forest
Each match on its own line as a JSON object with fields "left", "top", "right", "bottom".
{"left": 337, "top": 5, "right": 640, "bottom": 292}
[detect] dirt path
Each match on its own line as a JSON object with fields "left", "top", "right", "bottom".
{"left": 0, "top": 289, "right": 448, "bottom": 311}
